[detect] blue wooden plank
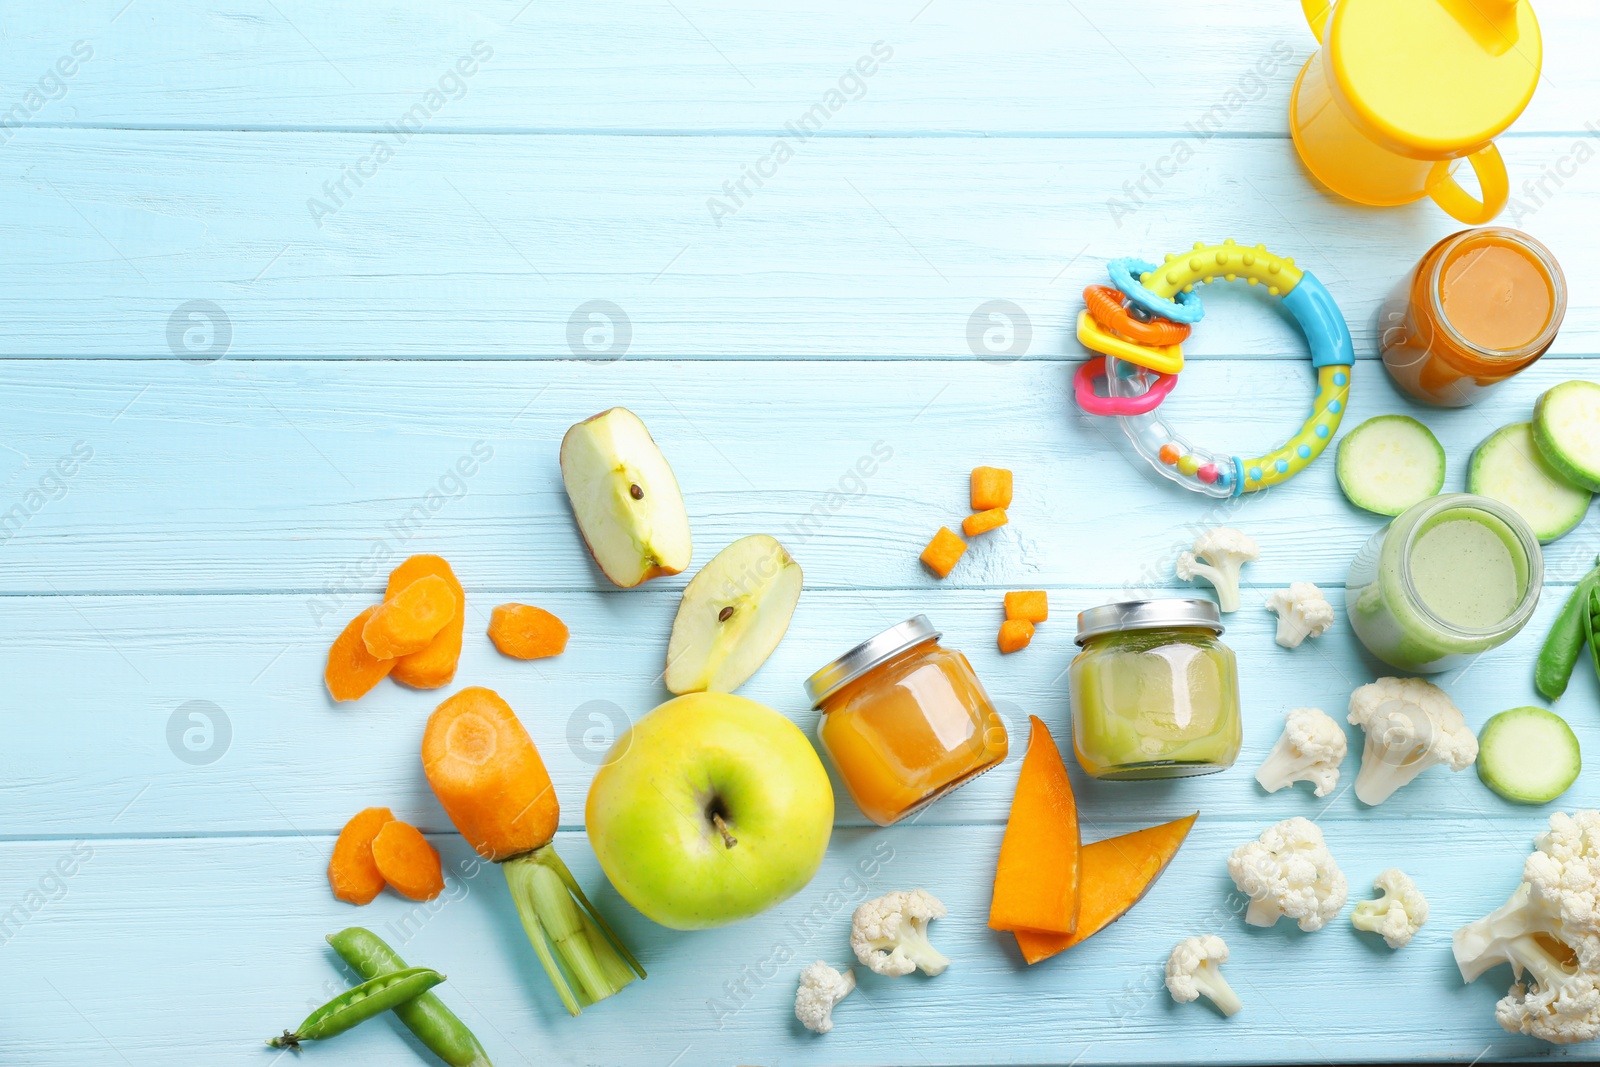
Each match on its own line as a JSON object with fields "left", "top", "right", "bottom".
{"left": 8, "top": 581, "right": 1599, "bottom": 838}
{"left": 3, "top": 1, "right": 1593, "bottom": 135}
{"left": 5, "top": 1, "right": 1600, "bottom": 1063}
{"left": 2, "top": 359, "right": 1599, "bottom": 598}
{"left": 1, "top": 133, "right": 1598, "bottom": 358}
{"left": 0, "top": 825, "right": 1587, "bottom": 1065}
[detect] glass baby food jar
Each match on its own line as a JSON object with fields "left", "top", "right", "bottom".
{"left": 1347, "top": 493, "right": 1543, "bottom": 673}
{"left": 804, "top": 616, "right": 1008, "bottom": 826}
{"left": 1068, "top": 599, "right": 1242, "bottom": 780}
{"left": 1378, "top": 228, "right": 1566, "bottom": 407}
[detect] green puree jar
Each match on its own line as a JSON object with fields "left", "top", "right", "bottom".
{"left": 1347, "top": 493, "right": 1543, "bottom": 673}
{"left": 1068, "top": 599, "right": 1242, "bottom": 780}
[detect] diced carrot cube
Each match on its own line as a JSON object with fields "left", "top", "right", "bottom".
{"left": 920, "top": 527, "right": 967, "bottom": 578}
{"left": 1005, "top": 590, "right": 1049, "bottom": 623}
{"left": 998, "top": 619, "right": 1034, "bottom": 654}
{"left": 962, "top": 508, "right": 1009, "bottom": 537}
{"left": 971, "top": 466, "right": 1013, "bottom": 511}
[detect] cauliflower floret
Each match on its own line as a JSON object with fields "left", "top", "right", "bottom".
{"left": 1227, "top": 816, "right": 1347, "bottom": 932}
{"left": 1352, "top": 868, "right": 1428, "bottom": 949}
{"left": 850, "top": 889, "right": 950, "bottom": 977}
{"left": 1347, "top": 676, "right": 1478, "bottom": 805}
{"left": 1456, "top": 811, "right": 1600, "bottom": 1044}
{"left": 1264, "top": 582, "right": 1335, "bottom": 648}
{"left": 1165, "top": 934, "right": 1242, "bottom": 1017}
{"left": 1174, "top": 527, "right": 1260, "bottom": 613}
{"left": 1255, "top": 707, "right": 1347, "bottom": 797}
{"left": 794, "top": 961, "right": 855, "bottom": 1034}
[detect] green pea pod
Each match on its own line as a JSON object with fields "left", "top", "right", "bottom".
{"left": 327, "top": 927, "right": 493, "bottom": 1067}
{"left": 1535, "top": 565, "right": 1600, "bottom": 701}
{"left": 268, "top": 967, "right": 444, "bottom": 1050}
{"left": 1588, "top": 585, "right": 1600, "bottom": 688}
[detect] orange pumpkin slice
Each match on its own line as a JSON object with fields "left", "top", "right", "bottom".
{"left": 988, "top": 716, "right": 1080, "bottom": 934}
{"left": 1013, "top": 812, "right": 1198, "bottom": 964}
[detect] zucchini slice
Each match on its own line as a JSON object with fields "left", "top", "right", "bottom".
{"left": 1336, "top": 415, "right": 1446, "bottom": 516}
{"left": 1533, "top": 380, "right": 1600, "bottom": 492}
{"left": 1476, "top": 706, "right": 1581, "bottom": 804}
{"left": 1468, "top": 422, "right": 1591, "bottom": 542}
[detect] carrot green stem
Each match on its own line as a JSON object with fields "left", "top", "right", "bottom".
{"left": 540, "top": 845, "right": 647, "bottom": 981}
{"left": 501, "top": 844, "right": 642, "bottom": 1016}
{"left": 502, "top": 857, "right": 579, "bottom": 1016}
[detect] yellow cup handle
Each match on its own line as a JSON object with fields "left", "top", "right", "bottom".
{"left": 1301, "top": 0, "right": 1333, "bottom": 40}
{"left": 1425, "top": 142, "right": 1510, "bottom": 224}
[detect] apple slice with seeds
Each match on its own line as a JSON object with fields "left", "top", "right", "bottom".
{"left": 559, "top": 407, "right": 693, "bottom": 588}
{"left": 665, "top": 535, "right": 802, "bottom": 695}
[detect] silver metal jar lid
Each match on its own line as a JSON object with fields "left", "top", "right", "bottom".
{"left": 1075, "top": 598, "right": 1223, "bottom": 645}
{"left": 804, "top": 615, "right": 940, "bottom": 707}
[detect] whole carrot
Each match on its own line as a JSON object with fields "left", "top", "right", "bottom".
{"left": 422, "top": 687, "right": 644, "bottom": 1016}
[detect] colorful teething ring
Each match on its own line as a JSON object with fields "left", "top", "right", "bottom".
{"left": 1076, "top": 310, "right": 1184, "bottom": 375}
{"left": 1107, "top": 257, "right": 1205, "bottom": 325}
{"left": 1074, "top": 356, "right": 1177, "bottom": 417}
{"left": 1079, "top": 240, "right": 1354, "bottom": 498}
{"left": 1083, "top": 285, "right": 1192, "bottom": 346}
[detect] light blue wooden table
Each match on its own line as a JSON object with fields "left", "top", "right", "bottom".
{"left": 4, "top": 2, "right": 1600, "bottom": 1063}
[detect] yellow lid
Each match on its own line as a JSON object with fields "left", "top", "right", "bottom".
{"left": 1327, "top": 0, "right": 1541, "bottom": 156}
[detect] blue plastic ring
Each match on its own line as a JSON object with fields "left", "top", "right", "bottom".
{"left": 1107, "top": 257, "right": 1205, "bottom": 325}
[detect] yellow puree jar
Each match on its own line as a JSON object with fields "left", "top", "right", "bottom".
{"left": 1068, "top": 599, "right": 1241, "bottom": 780}
{"left": 805, "top": 616, "right": 1008, "bottom": 826}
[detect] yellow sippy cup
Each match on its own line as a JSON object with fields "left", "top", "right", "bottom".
{"left": 1289, "top": 0, "right": 1541, "bottom": 224}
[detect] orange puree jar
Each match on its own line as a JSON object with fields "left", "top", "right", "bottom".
{"left": 1379, "top": 228, "right": 1565, "bottom": 407}
{"left": 804, "top": 616, "right": 1008, "bottom": 826}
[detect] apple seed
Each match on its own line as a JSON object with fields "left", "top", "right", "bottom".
{"left": 718, "top": 606, "right": 735, "bottom": 622}
{"left": 629, "top": 483, "right": 644, "bottom": 500}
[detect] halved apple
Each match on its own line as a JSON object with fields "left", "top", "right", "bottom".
{"left": 665, "top": 534, "right": 802, "bottom": 694}
{"left": 559, "top": 407, "right": 693, "bottom": 588}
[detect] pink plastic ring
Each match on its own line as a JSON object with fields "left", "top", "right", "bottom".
{"left": 1073, "top": 356, "right": 1177, "bottom": 417}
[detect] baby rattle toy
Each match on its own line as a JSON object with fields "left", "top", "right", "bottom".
{"left": 1074, "top": 239, "right": 1354, "bottom": 498}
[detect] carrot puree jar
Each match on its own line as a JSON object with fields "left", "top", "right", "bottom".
{"left": 804, "top": 616, "right": 1008, "bottom": 826}
{"left": 1379, "top": 228, "right": 1566, "bottom": 407}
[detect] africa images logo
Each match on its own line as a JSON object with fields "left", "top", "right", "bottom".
{"left": 306, "top": 42, "right": 494, "bottom": 227}
{"left": 706, "top": 42, "right": 894, "bottom": 227}
{"left": 0, "top": 41, "right": 93, "bottom": 146}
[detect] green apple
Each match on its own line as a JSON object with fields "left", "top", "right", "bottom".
{"left": 559, "top": 407, "right": 693, "bottom": 588}
{"left": 664, "top": 534, "right": 802, "bottom": 695}
{"left": 585, "top": 692, "right": 834, "bottom": 930}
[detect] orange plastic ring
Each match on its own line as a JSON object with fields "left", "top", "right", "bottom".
{"left": 1083, "top": 285, "right": 1192, "bottom": 346}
